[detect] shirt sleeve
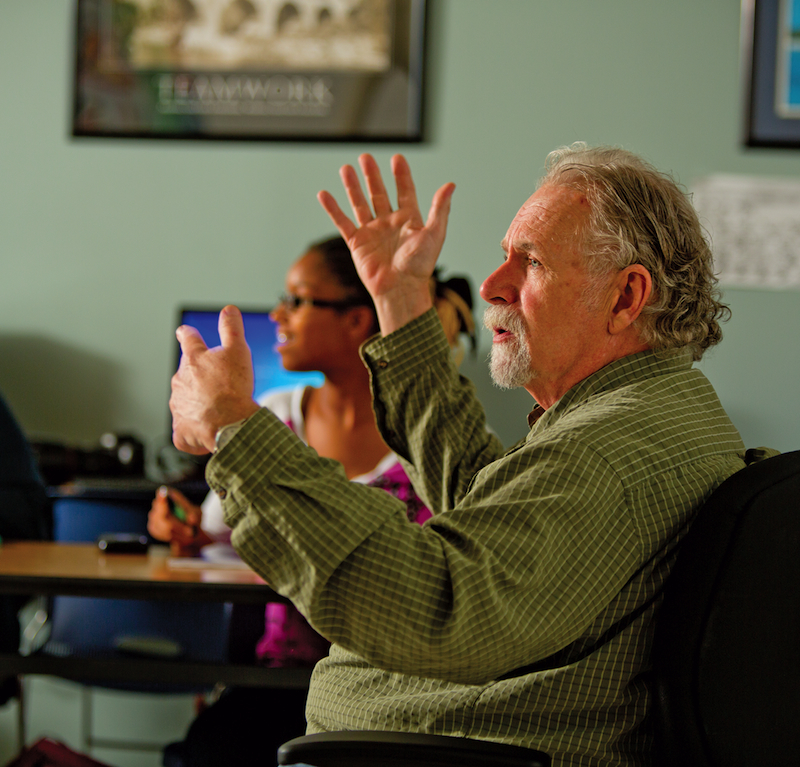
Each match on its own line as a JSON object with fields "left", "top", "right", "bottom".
{"left": 207, "top": 315, "right": 640, "bottom": 685}
{"left": 360, "top": 309, "right": 506, "bottom": 514}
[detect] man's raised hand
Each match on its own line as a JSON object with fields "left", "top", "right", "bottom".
{"left": 170, "top": 305, "right": 260, "bottom": 455}
{"left": 318, "top": 153, "right": 455, "bottom": 335}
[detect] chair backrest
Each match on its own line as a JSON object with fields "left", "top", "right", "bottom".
{"left": 651, "top": 450, "right": 800, "bottom": 767}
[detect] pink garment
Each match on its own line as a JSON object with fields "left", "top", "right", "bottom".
{"left": 256, "top": 603, "right": 332, "bottom": 667}
{"left": 255, "top": 418, "right": 429, "bottom": 667}
{"left": 367, "top": 461, "right": 432, "bottom": 525}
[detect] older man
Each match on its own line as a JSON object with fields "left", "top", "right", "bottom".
{"left": 170, "top": 144, "right": 746, "bottom": 766}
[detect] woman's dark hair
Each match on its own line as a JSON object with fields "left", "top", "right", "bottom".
{"left": 308, "top": 236, "right": 378, "bottom": 333}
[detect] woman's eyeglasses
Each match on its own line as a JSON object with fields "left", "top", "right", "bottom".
{"left": 277, "top": 293, "right": 366, "bottom": 312}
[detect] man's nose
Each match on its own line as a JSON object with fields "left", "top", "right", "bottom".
{"left": 480, "top": 261, "right": 516, "bottom": 305}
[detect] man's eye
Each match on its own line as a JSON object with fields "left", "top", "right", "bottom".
{"left": 528, "top": 258, "right": 541, "bottom": 268}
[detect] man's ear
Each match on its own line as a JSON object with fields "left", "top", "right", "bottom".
{"left": 608, "top": 265, "right": 652, "bottom": 335}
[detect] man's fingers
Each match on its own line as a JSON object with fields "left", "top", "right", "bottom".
{"left": 359, "top": 154, "right": 393, "bottom": 217}
{"left": 340, "top": 164, "right": 374, "bottom": 227}
{"left": 391, "top": 154, "right": 422, "bottom": 222}
{"left": 176, "top": 325, "right": 208, "bottom": 358}
{"left": 317, "top": 190, "right": 357, "bottom": 241}
{"left": 426, "top": 182, "right": 457, "bottom": 239}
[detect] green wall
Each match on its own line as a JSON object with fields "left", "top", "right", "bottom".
{"left": 1, "top": 0, "right": 798, "bottom": 463}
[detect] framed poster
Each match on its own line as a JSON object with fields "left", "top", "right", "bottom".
{"left": 72, "top": 0, "right": 426, "bottom": 142}
{"left": 742, "top": 0, "right": 800, "bottom": 147}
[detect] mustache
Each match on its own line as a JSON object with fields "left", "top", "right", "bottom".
{"left": 483, "top": 305, "right": 527, "bottom": 337}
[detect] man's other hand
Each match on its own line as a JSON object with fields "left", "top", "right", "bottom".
{"left": 170, "top": 305, "right": 260, "bottom": 455}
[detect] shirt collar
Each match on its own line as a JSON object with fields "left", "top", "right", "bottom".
{"left": 526, "top": 348, "right": 694, "bottom": 437}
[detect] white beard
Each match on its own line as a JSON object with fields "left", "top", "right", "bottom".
{"left": 483, "top": 305, "right": 534, "bottom": 389}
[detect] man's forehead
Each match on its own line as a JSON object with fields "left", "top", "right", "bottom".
{"left": 503, "top": 184, "right": 589, "bottom": 249}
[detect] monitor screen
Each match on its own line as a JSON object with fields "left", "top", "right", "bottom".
{"left": 177, "top": 307, "right": 323, "bottom": 400}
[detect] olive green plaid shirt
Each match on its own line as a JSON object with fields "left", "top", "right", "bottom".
{"left": 209, "top": 309, "right": 746, "bottom": 767}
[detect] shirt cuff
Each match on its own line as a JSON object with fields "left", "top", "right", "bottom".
{"left": 361, "top": 307, "right": 450, "bottom": 383}
{"left": 214, "top": 413, "right": 256, "bottom": 453}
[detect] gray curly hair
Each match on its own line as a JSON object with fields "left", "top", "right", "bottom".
{"left": 540, "top": 143, "right": 729, "bottom": 360}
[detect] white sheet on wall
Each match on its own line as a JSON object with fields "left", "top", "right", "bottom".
{"left": 691, "top": 174, "right": 800, "bottom": 289}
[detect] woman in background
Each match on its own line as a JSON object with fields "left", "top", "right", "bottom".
{"left": 149, "top": 235, "right": 474, "bottom": 767}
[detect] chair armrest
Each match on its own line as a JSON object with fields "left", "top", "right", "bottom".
{"left": 277, "top": 731, "right": 550, "bottom": 767}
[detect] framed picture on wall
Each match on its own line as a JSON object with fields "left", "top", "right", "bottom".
{"left": 71, "top": 0, "right": 427, "bottom": 142}
{"left": 742, "top": 0, "right": 800, "bottom": 147}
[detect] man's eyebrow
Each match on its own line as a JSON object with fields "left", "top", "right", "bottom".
{"left": 500, "top": 238, "right": 537, "bottom": 254}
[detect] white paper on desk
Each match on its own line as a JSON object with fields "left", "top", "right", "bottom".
{"left": 167, "top": 557, "right": 250, "bottom": 570}
{"left": 201, "top": 542, "right": 243, "bottom": 564}
{"left": 692, "top": 175, "right": 800, "bottom": 289}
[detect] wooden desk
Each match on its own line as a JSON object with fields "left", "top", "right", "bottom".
{"left": 0, "top": 542, "right": 312, "bottom": 689}
{"left": 0, "top": 541, "right": 279, "bottom": 603}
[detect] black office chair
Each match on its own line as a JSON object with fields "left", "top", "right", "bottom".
{"left": 277, "top": 450, "right": 800, "bottom": 767}
{"left": 650, "top": 448, "right": 800, "bottom": 767}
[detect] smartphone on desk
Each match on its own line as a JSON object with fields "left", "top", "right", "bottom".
{"left": 96, "top": 533, "right": 149, "bottom": 554}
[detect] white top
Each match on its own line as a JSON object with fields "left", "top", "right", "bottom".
{"left": 201, "top": 385, "right": 398, "bottom": 538}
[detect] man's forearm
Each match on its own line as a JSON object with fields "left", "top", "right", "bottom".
{"left": 363, "top": 310, "right": 504, "bottom": 513}
{"left": 373, "top": 284, "right": 434, "bottom": 337}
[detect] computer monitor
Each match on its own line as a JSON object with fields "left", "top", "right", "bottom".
{"left": 176, "top": 307, "right": 323, "bottom": 400}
